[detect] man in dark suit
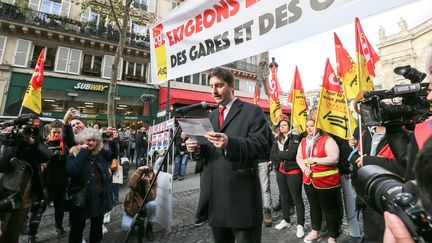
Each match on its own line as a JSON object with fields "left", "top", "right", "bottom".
{"left": 187, "top": 67, "right": 272, "bottom": 243}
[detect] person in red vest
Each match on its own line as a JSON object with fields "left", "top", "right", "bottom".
{"left": 348, "top": 125, "right": 399, "bottom": 242}
{"left": 296, "top": 119, "right": 342, "bottom": 243}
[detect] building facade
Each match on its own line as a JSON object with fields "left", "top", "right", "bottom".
{"left": 376, "top": 17, "right": 432, "bottom": 89}
{"left": 0, "top": 0, "right": 160, "bottom": 127}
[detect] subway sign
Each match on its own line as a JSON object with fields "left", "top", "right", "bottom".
{"left": 74, "top": 82, "right": 108, "bottom": 92}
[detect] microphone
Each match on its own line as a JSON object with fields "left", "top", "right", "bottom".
{"left": 175, "top": 102, "right": 208, "bottom": 114}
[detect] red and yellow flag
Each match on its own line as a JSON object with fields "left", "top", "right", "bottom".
{"left": 316, "top": 59, "right": 357, "bottom": 140}
{"left": 289, "top": 66, "right": 308, "bottom": 133}
{"left": 253, "top": 82, "right": 260, "bottom": 105}
{"left": 334, "top": 32, "right": 358, "bottom": 99}
{"left": 269, "top": 64, "right": 284, "bottom": 125}
{"left": 355, "top": 17, "right": 379, "bottom": 92}
{"left": 22, "top": 49, "right": 45, "bottom": 114}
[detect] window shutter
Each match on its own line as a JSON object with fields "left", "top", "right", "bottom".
{"left": 0, "top": 36, "right": 6, "bottom": 64}
{"left": 60, "top": 0, "right": 71, "bottom": 17}
{"left": 68, "top": 49, "right": 82, "bottom": 74}
{"left": 147, "top": 0, "right": 156, "bottom": 13}
{"left": 28, "top": 0, "right": 41, "bottom": 11}
{"left": 102, "top": 55, "right": 114, "bottom": 79}
{"left": 55, "top": 46, "right": 69, "bottom": 73}
{"left": 80, "top": 7, "right": 91, "bottom": 22}
{"left": 12, "top": 39, "right": 31, "bottom": 67}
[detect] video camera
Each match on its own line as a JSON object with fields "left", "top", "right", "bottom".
{"left": 102, "top": 131, "right": 112, "bottom": 139}
{"left": 353, "top": 165, "right": 432, "bottom": 241}
{"left": 359, "top": 65, "right": 431, "bottom": 126}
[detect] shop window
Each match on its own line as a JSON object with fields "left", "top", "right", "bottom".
{"left": 192, "top": 73, "right": 200, "bottom": 85}
{"left": 235, "top": 79, "right": 240, "bottom": 91}
{"left": 13, "top": 39, "right": 32, "bottom": 67}
{"left": 143, "top": 100, "right": 151, "bottom": 116}
{"left": 82, "top": 54, "right": 102, "bottom": 77}
{"left": 0, "top": 36, "right": 6, "bottom": 65}
{"left": 184, "top": 75, "right": 191, "bottom": 84}
{"left": 30, "top": 45, "right": 56, "bottom": 71}
{"left": 54, "top": 46, "right": 82, "bottom": 74}
{"left": 102, "top": 55, "right": 123, "bottom": 80}
{"left": 201, "top": 73, "right": 208, "bottom": 86}
{"left": 123, "top": 61, "right": 146, "bottom": 83}
{"left": 175, "top": 77, "right": 183, "bottom": 82}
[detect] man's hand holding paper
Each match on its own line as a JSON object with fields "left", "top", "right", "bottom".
{"left": 205, "top": 132, "right": 228, "bottom": 149}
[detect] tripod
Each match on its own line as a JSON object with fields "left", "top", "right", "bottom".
{"left": 123, "top": 126, "right": 180, "bottom": 243}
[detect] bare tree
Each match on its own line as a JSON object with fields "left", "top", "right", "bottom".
{"left": 79, "top": 0, "right": 155, "bottom": 126}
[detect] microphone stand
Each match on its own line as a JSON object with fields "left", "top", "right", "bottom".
{"left": 123, "top": 125, "right": 181, "bottom": 243}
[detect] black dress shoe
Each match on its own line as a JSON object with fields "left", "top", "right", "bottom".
{"left": 194, "top": 217, "right": 207, "bottom": 227}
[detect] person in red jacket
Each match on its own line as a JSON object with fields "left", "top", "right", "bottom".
{"left": 296, "top": 119, "right": 342, "bottom": 243}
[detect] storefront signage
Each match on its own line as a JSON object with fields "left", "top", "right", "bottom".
{"left": 79, "top": 114, "right": 98, "bottom": 119}
{"left": 124, "top": 116, "right": 139, "bottom": 120}
{"left": 74, "top": 82, "right": 108, "bottom": 92}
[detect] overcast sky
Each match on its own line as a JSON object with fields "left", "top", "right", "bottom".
{"left": 268, "top": 0, "right": 431, "bottom": 92}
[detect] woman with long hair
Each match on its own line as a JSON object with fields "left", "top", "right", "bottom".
{"left": 66, "top": 128, "right": 113, "bottom": 243}
{"left": 296, "top": 119, "right": 342, "bottom": 243}
{"left": 270, "top": 119, "right": 305, "bottom": 238}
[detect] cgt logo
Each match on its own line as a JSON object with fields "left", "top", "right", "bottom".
{"left": 158, "top": 67, "right": 167, "bottom": 76}
{"left": 74, "top": 83, "right": 108, "bottom": 92}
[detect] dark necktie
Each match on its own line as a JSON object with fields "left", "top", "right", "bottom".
{"left": 219, "top": 106, "right": 226, "bottom": 128}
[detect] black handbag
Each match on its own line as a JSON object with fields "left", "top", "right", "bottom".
{"left": 67, "top": 183, "right": 88, "bottom": 208}
{"left": 0, "top": 158, "right": 32, "bottom": 211}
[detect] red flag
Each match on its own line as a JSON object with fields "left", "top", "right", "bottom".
{"left": 22, "top": 49, "right": 45, "bottom": 114}
{"left": 289, "top": 66, "right": 308, "bottom": 133}
{"left": 355, "top": 17, "right": 379, "bottom": 77}
{"left": 253, "top": 82, "right": 260, "bottom": 105}
{"left": 269, "top": 64, "right": 283, "bottom": 125}
{"left": 334, "top": 32, "right": 358, "bottom": 99}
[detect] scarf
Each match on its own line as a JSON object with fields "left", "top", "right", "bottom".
{"left": 305, "top": 134, "right": 321, "bottom": 157}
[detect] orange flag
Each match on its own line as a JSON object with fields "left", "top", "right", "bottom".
{"left": 289, "top": 66, "right": 308, "bottom": 133}
{"left": 334, "top": 32, "right": 358, "bottom": 99}
{"left": 22, "top": 49, "right": 45, "bottom": 114}
{"left": 269, "top": 63, "right": 283, "bottom": 125}
{"left": 316, "top": 59, "right": 357, "bottom": 139}
{"left": 355, "top": 17, "right": 379, "bottom": 92}
{"left": 253, "top": 82, "right": 260, "bottom": 105}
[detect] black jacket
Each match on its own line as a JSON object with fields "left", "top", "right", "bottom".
{"left": 350, "top": 127, "right": 405, "bottom": 177}
{"left": 270, "top": 133, "right": 300, "bottom": 171}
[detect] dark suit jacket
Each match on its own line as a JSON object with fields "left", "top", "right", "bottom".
{"left": 199, "top": 99, "right": 272, "bottom": 229}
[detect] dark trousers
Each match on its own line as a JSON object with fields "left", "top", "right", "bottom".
{"left": 276, "top": 171, "right": 305, "bottom": 226}
{"left": 69, "top": 214, "right": 103, "bottom": 243}
{"left": 304, "top": 184, "right": 341, "bottom": 238}
{"left": 362, "top": 206, "right": 385, "bottom": 242}
{"left": 195, "top": 173, "right": 209, "bottom": 219}
{"left": 212, "top": 225, "right": 262, "bottom": 243}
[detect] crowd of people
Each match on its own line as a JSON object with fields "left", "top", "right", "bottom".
{"left": 0, "top": 53, "right": 430, "bottom": 243}
{"left": 0, "top": 108, "right": 158, "bottom": 243}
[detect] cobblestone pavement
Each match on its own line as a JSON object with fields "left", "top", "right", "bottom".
{"left": 20, "top": 161, "right": 362, "bottom": 243}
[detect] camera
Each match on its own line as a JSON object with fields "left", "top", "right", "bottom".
{"left": 359, "top": 65, "right": 431, "bottom": 126}
{"left": 102, "top": 131, "right": 112, "bottom": 139}
{"left": 353, "top": 165, "right": 432, "bottom": 241}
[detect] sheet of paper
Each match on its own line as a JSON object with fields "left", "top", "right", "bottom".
{"left": 177, "top": 118, "right": 214, "bottom": 144}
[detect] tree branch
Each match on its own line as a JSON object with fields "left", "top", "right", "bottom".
{"left": 108, "top": 0, "right": 121, "bottom": 30}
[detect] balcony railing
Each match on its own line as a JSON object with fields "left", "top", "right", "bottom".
{"left": 0, "top": 2, "right": 150, "bottom": 49}
{"left": 224, "top": 60, "right": 258, "bottom": 73}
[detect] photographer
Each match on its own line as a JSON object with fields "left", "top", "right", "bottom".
{"left": 46, "top": 119, "right": 68, "bottom": 234}
{"left": 27, "top": 119, "right": 68, "bottom": 242}
{"left": 123, "top": 165, "right": 157, "bottom": 241}
{"left": 0, "top": 114, "right": 52, "bottom": 243}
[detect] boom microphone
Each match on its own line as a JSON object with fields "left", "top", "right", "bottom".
{"left": 175, "top": 102, "right": 208, "bottom": 114}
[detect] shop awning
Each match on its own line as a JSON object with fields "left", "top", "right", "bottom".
{"left": 159, "top": 87, "right": 290, "bottom": 113}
